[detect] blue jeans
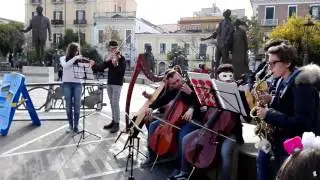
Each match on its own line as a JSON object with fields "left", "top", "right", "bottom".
{"left": 147, "top": 120, "right": 199, "bottom": 163}
{"left": 181, "top": 133, "right": 237, "bottom": 180}
{"left": 257, "top": 149, "right": 287, "bottom": 180}
{"left": 63, "top": 82, "right": 82, "bottom": 130}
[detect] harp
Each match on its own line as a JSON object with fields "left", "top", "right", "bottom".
{"left": 125, "top": 53, "right": 164, "bottom": 130}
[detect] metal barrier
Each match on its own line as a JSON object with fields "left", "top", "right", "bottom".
{"left": 16, "top": 81, "right": 107, "bottom": 112}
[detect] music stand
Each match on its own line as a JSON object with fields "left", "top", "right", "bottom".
{"left": 187, "top": 72, "right": 247, "bottom": 179}
{"left": 72, "top": 62, "right": 101, "bottom": 147}
{"left": 114, "top": 118, "right": 146, "bottom": 180}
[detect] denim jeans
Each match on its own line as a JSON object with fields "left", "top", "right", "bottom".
{"left": 181, "top": 133, "right": 237, "bottom": 180}
{"left": 257, "top": 149, "right": 288, "bottom": 180}
{"left": 147, "top": 120, "right": 199, "bottom": 163}
{"left": 63, "top": 82, "right": 82, "bottom": 130}
{"left": 107, "top": 85, "right": 122, "bottom": 123}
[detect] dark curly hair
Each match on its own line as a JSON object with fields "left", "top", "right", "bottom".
{"left": 268, "top": 44, "right": 298, "bottom": 71}
{"left": 216, "top": 64, "right": 234, "bottom": 75}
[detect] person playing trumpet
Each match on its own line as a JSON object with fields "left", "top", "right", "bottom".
{"left": 92, "top": 40, "right": 126, "bottom": 133}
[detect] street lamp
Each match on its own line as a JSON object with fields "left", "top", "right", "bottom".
{"left": 302, "top": 18, "right": 316, "bottom": 65}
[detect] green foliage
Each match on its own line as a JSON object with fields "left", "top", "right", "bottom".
{"left": 58, "top": 29, "right": 87, "bottom": 50}
{"left": 0, "top": 22, "right": 25, "bottom": 56}
{"left": 166, "top": 46, "right": 186, "bottom": 61}
{"left": 246, "top": 16, "right": 264, "bottom": 54}
{"left": 81, "top": 45, "right": 102, "bottom": 63}
{"left": 271, "top": 16, "right": 320, "bottom": 65}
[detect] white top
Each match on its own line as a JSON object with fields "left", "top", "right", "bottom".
{"left": 60, "top": 55, "right": 81, "bottom": 83}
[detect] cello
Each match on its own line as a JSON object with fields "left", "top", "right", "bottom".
{"left": 149, "top": 87, "right": 189, "bottom": 157}
{"left": 184, "top": 107, "right": 235, "bottom": 170}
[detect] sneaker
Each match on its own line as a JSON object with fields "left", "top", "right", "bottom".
{"left": 168, "top": 172, "right": 188, "bottom": 180}
{"left": 110, "top": 123, "right": 119, "bottom": 133}
{"left": 167, "top": 169, "right": 180, "bottom": 180}
{"left": 140, "top": 158, "right": 154, "bottom": 168}
{"left": 103, "top": 121, "right": 114, "bottom": 129}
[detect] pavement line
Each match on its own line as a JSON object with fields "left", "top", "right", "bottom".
{"left": 0, "top": 137, "right": 116, "bottom": 158}
{"left": 96, "top": 112, "right": 113, "bottom": 120}
{"left": 69, "top": 165, "right": 140, "bottom": 180}
{"left": 1, "top": 124, "right": 68, "bottom": 156}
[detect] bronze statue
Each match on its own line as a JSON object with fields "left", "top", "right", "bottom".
{"left": 22, "top": 6, "right": 51, "bottom": 66}
{"left": 144, "top": 44, "right": 155, "bottom": 73}
{"left": 201, "top": 9, "right": 234, "bottom": 77}
{"left": 231, "top": 19, "right": 249, "bottom": 80}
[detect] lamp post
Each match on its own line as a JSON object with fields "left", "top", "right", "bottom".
{"left": 302, "top": 18, "right": 315, "bottom": 65}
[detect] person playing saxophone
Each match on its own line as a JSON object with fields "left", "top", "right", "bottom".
{"left": 255, "top": 44, "right": 320, "bottom": 180}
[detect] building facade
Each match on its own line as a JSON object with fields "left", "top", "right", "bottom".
{"left": 25, "top": 0, "right": 137, "bottom": 46}
{"left": 135, "top": 32, "right": 213, "bottom": 73}
{"left": 250, "top": 0, "right": 320, "bottom": 28}
{"left": 91, "top": 13, "right": 163, "bottom": 69}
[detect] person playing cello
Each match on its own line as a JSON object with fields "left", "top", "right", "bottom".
{"left": 140, "top": 69, "right": 202, "bottom": 169}
{"left": 168, "top": 64, "right": 246, "bottom": 180}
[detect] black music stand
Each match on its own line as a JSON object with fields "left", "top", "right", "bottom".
{"left": 187, "top": 72, "right": 247, "bottom": 180}
{"left": 114, "top": 118, "right": 146, "bottom": 180}
{"left": 72, "top": 62, "right": 101, "bottom": 147}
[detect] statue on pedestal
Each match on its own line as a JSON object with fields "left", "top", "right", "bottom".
{"left": 22, "top": 6, "right": 51, "bottom": 66}
{"left": 144, "top": 44, "right": 155, "bottom": 73}
{"left": 201, "top": 9, "right": 234, "bottom": 77}
{"left": 231, "top": 19, "right": 249, "bottom": 80}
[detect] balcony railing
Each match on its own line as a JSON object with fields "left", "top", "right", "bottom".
{"left": 74, "top": 0, "right": 87, "bottom": 3}
{"left": 261, "top": 19, "right": 278, "bottom": 26}
{"left": 74, "top": 19, "right": 87, "bottom": 25}
{"left": 31, "top": 0, "right": 42, "bottom": 4}
{"left": 196, "top": 54, "right": 209, "bottom": 60}
{"left": 51, "top": 19, "right": 64, "bottom": 25}
{"left": 94, "top": 11, "right": 136, "bottom": 18}
{"left": 52, "top": 0, "right": 64, "bottom": 4}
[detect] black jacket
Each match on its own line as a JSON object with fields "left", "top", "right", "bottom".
{"left": 92, "top": 55, "right": 126, "bottom": 85}
{"left": 265, "top": 64, "right": 320, "bottom": 156}
{"left": 149, "top": 83, "right": 202, "bottom": 121}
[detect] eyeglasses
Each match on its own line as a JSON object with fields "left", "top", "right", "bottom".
{"left": 268, "top": 60, "right": 282, "bottom": 67}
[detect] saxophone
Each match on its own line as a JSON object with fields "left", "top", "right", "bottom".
{"left": 249, "top": 68, "right": 275, "bottom": 142}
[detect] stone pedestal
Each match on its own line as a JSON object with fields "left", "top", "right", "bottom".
{"left": 22, "top": 66, "right": 55, "bottom": 84}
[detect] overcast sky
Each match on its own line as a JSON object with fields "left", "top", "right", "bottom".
{"left": 0, "top": 0, "right": 252, "bottom": 24}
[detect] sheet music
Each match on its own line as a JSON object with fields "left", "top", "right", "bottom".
{"left": 211, "top": 79, "right": 247, "bottom": 116}
{"left": 73, "top": 63, "right": 95, "bottom": 80}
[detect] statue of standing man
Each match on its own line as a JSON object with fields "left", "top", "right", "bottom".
{"left": 201, "top": 9, "right": 234, "bottom": 77}
{"left": 22, "top": 6, "right": 51, "bottom": 66}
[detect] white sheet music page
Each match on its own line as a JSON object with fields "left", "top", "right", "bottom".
{"left": 211, "top": 79, "right": 247, "bottom": 116}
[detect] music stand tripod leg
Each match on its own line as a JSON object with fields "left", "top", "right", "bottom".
{"left": 115, "top": 130, "right": 126, "bottom": 143}
{"left": 123, "top": 130, "right": 135, "bottom": 180}
{"left": 114, "top": 136, "right": 130, "bottom": 157}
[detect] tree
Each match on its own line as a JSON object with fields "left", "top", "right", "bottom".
{"left": 270, "top": 16, "right": 320, "bottom": 65}
{"left": 0, "top": 22, "right": 25, "bottom": 57}
{"left": 246, "top": 16, "right": 264, "bottom": 55}
{"left": 58, "top": 29, "right": 87, "bottom": 50}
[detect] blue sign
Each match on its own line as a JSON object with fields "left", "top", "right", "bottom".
{"left": 0, "top": 73, "right": 40, "bottom": 136}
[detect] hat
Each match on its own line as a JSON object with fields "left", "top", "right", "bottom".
{"left": 108, "top": 41, "right": 118, "bottom": 47}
